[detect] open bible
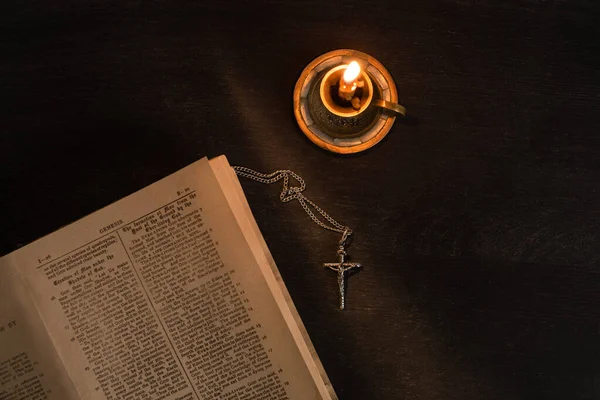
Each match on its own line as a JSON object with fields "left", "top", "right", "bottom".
{"left": 0, "top": 156, "right": 338, "bottom": 400}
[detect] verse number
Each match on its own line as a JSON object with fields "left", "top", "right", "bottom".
{"left": 37, "top": 255, "right": 51, "bottom": 264}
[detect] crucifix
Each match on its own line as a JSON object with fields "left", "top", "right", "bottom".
{"left": 233, "top": 166, "right": 363, "bottom": 310}
{"left": 324, "top": 245, "right": 361, "bottom": 310}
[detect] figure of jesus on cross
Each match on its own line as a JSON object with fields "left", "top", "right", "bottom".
{"left": 324, "top": 247, "right": 361, "bottom": 310}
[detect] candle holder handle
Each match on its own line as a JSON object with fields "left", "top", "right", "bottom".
{"left": 373, "top": 99, "right": 406, "bottom": 117}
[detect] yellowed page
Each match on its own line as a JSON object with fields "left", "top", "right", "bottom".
{"left": 209, "top": 156, "right": 338, "bottom": 400}
{"left": 4, "top": 156, "right": 332, "bottom": 400}
{"left": 0, "top": 255, "right": 79, "bottom": 400}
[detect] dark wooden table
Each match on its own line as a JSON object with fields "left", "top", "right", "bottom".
{"left": 3, "top": 1, "right": 600, "bottom": 399}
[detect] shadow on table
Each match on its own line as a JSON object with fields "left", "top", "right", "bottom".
{"left": 402, "top": 256, "right": 600, "bottom": 400}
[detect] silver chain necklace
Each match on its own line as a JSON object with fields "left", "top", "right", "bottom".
{"left": 233, "top": 166, "right": 361, "bottom": 310}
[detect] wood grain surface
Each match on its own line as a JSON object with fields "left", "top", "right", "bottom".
{"left": 2, "top": 1, "right": 600, "bottom": 399}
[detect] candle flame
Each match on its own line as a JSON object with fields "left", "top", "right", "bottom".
{"left": 343, "top": 61, "right": 361, "bottom": 84}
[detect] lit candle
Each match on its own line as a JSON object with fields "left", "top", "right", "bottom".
{"left": 338, "top": 61, "right": 362, "bottom": 102}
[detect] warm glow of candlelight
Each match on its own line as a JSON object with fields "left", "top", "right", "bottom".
{"left": 338, "top": 61, "right": 362, "bottom": 102}
{"left": 343, "top": 61, "right": 361, "bottom": 84}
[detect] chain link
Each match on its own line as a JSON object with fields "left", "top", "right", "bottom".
{"left": 232, "top": 166, "right": 351, "bottom": 237}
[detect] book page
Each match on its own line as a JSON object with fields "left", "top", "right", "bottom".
{"left": 5, "top": 156, "right": 334, "bottom": 400}
{"left": 210, "top": 157, "right": 338, "bottom": 400}
{"left": 0, "top": 256, "right": 79, "bottom": 400}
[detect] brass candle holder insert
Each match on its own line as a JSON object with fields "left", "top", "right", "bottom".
{"left": 294, "top": 49, "right": 406, "bottom": 154}
{"left": 320, "top": 64, "right": 374, "bottom": 117}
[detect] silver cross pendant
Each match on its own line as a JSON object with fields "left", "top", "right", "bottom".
{"left": 324, "top": 231, "right": 361, "bottom": 310}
